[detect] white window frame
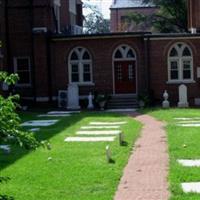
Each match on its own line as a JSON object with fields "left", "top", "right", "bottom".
{"left": 13, "top": 56, "right": 31, "bottom": 87}
{"left": 68, "top": 47, "right": 93, "bottom": 85}
{"left": 167, "top": 43, "right": 194, "bottom": 84}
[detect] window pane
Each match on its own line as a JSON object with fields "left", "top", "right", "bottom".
{"left": 17, "top": 58, "right": 29, "bottom": 71}
{"left": 171, "top": 71, "right": 178, "bottom": 80}
{"left": 18, "top": 72, "right": 30, "bottom": 84}
{"left": 171, "top": 61, "right": 178, "bottom": 70}
{"left": 183, "top": 70, "right": 191, "bottom": 79}
{"left": 170, "top": 48, "right": 178, "bottom": 57}
{"left": 83, "top": 64, "right": 90, "bottom": 72}
{"left": 183, "top": 60, "right": 191, "bottom": 70}
{"left": 71, "top": 52, "right": 78, "bottom": 60}
{"left": 128, "top": 64, "right": 133, "bottom": 80}
{"left": 115, "top": 50, "right": 123, "bottom": 58}
{"left": 71, "top": 64, "right": 78, "bottom": 72}
{"left": 170, "top": 61, "right": 178, "bottom": 80}
{"left": 71, "top": 74, "right": 79, "bottom": 82}
{"left": 82, "top": 51, "right": 90, "bottom": 60}
{"left": 83, "top": 73, "right": 91, "bottom": 82}
{"left": 127, "top": 49, "right": 135, "bottom": 58}
{"left": 182, "top": 47, "right": 191, "bottom": 56}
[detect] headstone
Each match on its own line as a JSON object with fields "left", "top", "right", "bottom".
{"left": 90, "top": 121, "right": 127, "bottom": 125}
{"left": 178, "top": 84, "right": 189, "bottom": 108}
{"left": 119, "top": 132, "right": 125, "bottom": 146}
{"left": 87, "top": 92, "right": 94, "bottom": 109}
{"left": 178, "top": 159, "right": 200, "bottom": 167}
{"left": 162, "top": 90, "right": 170, "bottom": 108}
{"left": 106, "top": 145, "right": 112, "bottom": 163}
{"left": 67, "top": 83, "right": 80, "bottom": 110}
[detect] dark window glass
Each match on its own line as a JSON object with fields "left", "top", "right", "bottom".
{"left": 182, "top": 47, "right": 191, "bottom": 56}
{"left": 72, "top": 74, "right": 79, "bottom": 82}
{"left": 115, "top": 50, "right": 123, "bottom": 58}
{"left": 18, "top": 72, "right": 30, "bottom": 84}
{"left": 127, "top": 49, "right": 135, "bottom": 58}
{"left": 71, "top": 52, "right": 78, "bottom": 60}
{"left": 82, "top": 51, "right": 90, "bottom": 60}
{"left": 83, "top": 64, "right": 91, "bottom": 82}
{"left": 17, "top": 58, "right": 29, "bottom": 71}
{"left": 71, "top": 64, "right": 78, "bottom": 73}
{"left": 171, "top": 71, "right": 178, "bottom": 80}
{"left": 170, "top": 48, "right": 178, "bottom": 57}
{"left": 183, "top": 60, "right": 191, "bottom": 79}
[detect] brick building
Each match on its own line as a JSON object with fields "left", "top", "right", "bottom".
{"left": 110, "top": 0, "right": 158, "bottom": 32}
{"left": 1, "top": 0, "right": 200, "bottom": 107}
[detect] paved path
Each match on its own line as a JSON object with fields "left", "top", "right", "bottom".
{"left": 114, "top": 113, "right": 170, "bottom": 200}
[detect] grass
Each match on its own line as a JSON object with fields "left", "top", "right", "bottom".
{"left": 144, "top": 108, "right": 200, "bottom": 200}
{"left": 0, "top": 111, "right": 141, "bottom": 200}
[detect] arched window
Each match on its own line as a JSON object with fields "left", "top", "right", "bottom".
{"left": 168, "top": 43, "right": 193, "bottom": 82}
{"left": 113, "top": 45, "right": 136, "bottom": 61}
{"left": 68, "top": 47, "right": 92, "bottom": 84}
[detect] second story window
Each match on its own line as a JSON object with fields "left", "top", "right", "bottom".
{"left": 54, "top": 0, "right": 61, "bottom": 33}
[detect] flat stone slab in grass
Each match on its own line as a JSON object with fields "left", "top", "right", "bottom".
{"left": 76, "top": 130, "right": 121, "bottom": 135}
{"left": 182, "top": 182, "right": 200, "bottom": 193}
{"left": 64, "top": 136, "right": 115, "bottom": 142}
{"left": 38, "top": 114, "right": 71, "bottom": 117}
{"left": 177, "top": 121, "right": 200, "bottom": 124}
{"left": 48, "top": 111, "right": 80, "bottom": 114}
{"left": 90, "top": 121, "right": 127, "bottom": 125}
{"left": 29, "top": 128, "right": 40, "bottom": 132}
{"left": 80, "top": 125, "right": 120, "bottom": 129}
{"left": 0, "top": 145, "right": 10, "bottom": 151}
{"left": 177, "top": 124, "right": 200, "bottom": 127}
{"left": 174, "top": 117, "right": 200, "bottom": 120}
{"left": 178, "top": 159, "right": 200, "bottom": 167}
{"left": 21, "top": 120, "right": 59, "bottom": 127}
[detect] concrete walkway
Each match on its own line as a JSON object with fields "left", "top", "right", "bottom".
{"left": 114, "top": 113, "right": 170, "bottom": 200}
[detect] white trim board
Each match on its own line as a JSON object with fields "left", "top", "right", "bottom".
{"left": 178, "top": 159, "right": 200, "bottom": 167}
{"left": 80, "top": 126, "right": 120, "bottom": 129}
{"left": 90, "top": 121, "right": 127, "bottom": 125}
{"left": 76, "top": 130, "right": 121, "bottom": 135}
{"left": 182, "top": 182, "right": 200, "bottom": 193}
{"left": 64, "top": 137, "right": 115, "bottom": 142}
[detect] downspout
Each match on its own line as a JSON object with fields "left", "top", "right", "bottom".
{"left": 144, "top": 36, "right": 150, "bottom": 94}
{"left": 46, "top": 33, "right": 53, "bottom": 104}
{"left": 5, "top": 0, "right": 11, "bottom": 72}
{"left": 30, "top": 0, "right": 37, "bottom": 103}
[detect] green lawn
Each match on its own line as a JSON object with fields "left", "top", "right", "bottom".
{"left": 145, "top": 108, "right": 200, "bottom": 200}
{"left": 0, "top": 111, "right": 141, "bottom": 200}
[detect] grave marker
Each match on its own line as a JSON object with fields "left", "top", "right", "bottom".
{"left": 178, "top": 84, "right": 189, "bottom": 108}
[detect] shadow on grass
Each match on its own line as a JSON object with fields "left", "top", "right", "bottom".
{"left": 0, "top": 110, "right": 128, "bottom": 172}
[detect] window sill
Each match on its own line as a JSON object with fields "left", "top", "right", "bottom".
{"left": 70, "top": 82, "right": 95, "bottom": 86}
{"left": 166, "top": 80, "right": 196, "bottom": 84}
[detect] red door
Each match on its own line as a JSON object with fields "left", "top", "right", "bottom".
{"left": 114, "top": 61, "right": 136, "bottom": 94}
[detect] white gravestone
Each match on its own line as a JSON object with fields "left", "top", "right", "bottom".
{"left": 178, "top": 84, "right": 189, "bottom": 108}
{"left": 67, "top": 83, "right": 80, "bottom": 110}
{"left": 162, "top": 90, "right": 170, "bottom": 108}
{"left": 87, "top": 92, "right": 94, "bottom": 109}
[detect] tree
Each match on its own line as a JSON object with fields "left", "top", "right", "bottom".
{"left": 128, "top": 0, "right": 187, "bottom": 33}
{"left": 83, "top": 1, "right": 110, "bottom": 34}
{"left": 0, "top": 72, "right": 40, "bottom": 200}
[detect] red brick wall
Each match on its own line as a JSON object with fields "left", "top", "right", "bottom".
{"left": 50, "top": 36, "right": 146, "bottom": 97}
{"left": 110, "top": 7, "right": 158, "bottom": 32}
{"left": 148, "top": 38, "right": 200, "bottom": 105}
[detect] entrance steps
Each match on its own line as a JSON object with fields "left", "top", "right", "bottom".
{"left": 107, "top": 94, "right": 139, "bottom": 109}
